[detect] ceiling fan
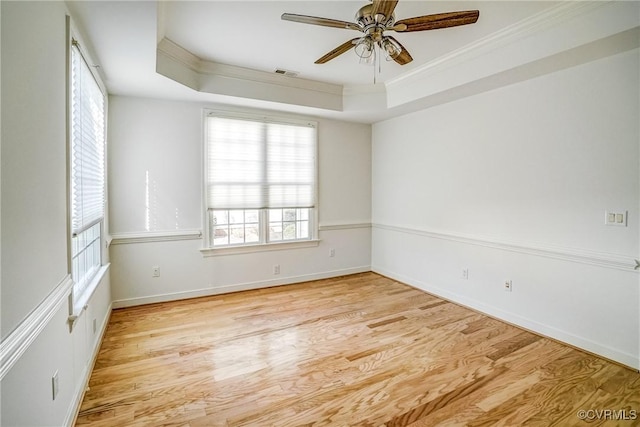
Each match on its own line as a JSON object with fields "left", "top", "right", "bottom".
{"left": 281, "top": 0, "right": 479, "bottom": 66}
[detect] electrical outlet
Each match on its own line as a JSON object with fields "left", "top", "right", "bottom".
{"left": 605, "top": 210, "right": 627, "bottom": 227}
{"left": 330, "top": 248, "right": 335, "bottom": 258}
{"left": 504, "top": 280, "right": 513, "bottom": 292}
{"left": 462, "top": 268, "right": 469, "bottom": 280}
{"left": 52, "top": 371, "right": 59, "bottom": 400}
{"left": 93, "top": 318, "right": 97, "bottom": 334}
{"left": 273, "top": 264, "right": 280, "bottom": 275}
{"left": 152, "top": 266, "right": 160, "bottom": 277}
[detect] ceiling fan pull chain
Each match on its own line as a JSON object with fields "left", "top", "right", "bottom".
{"left": 374, "top": 45, "right": 379, "bottom": 84}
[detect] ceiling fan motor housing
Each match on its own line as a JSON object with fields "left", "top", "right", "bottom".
{"left": 356, "top": 4, "right": 396, "bottom": 45}
{"left": 356, "top": 4, "right": 395, "bottom": 32}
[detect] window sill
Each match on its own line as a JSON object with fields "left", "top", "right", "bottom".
{"left": 68, "top": 263, "right": 110, "bottom": 327}
{"left": 200, "top": 239, "right": 320, "bottom": 257}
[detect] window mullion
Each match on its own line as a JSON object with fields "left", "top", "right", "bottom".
{"left": 261, "top": 123, "right": 268, "bottom": 244}
{"left": 261, "top": 209, "right": 268, "bottom": 244}
{"left": 205, "top": 112, "right": 316, "bottom": 248}
{"left": 262, "top": 122, "right": 269, "bottom": 210}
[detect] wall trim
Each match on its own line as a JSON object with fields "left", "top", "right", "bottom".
{"left": 373, "top": 223, "right": 637, "bottom": 273}
{"left": 110, "top": 223, "right": 371, "bottom": 245}
{"left": 69, "top": 264, "right": 111, "bottom": 325}
{"left": 386, "top": 1, "right": 607, "bottom": 88}
{"left": 201, "top": 239, "right": 321, "bottom": 257}
{"left": 0, "top": 275, "right": 74, "bottom": 380}
{"left": 110, "top": 229, "right": 203, "bottom": 245}
{"left": 372, "top": 266, "right": 639, "bottom": 370}
{"left": 157, "top": 37, "right": 343, "bottom": 96}
{"left": 64, "top": 302, "right": 113, "bottom": 427}
{"left": 319, "top": 222, "right": 371, "bottom": 231}
{"left": 112, "top": 265, "right": 371, "bottom": 309}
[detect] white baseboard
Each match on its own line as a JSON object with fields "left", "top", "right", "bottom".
{"left": 373, "top": 266, "right": 639, "bottom": 371}
{"left": 112, "top": 266, "right": 371, "bottom": 309}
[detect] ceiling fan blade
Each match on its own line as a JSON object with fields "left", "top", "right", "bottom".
{"left": 387, "top": 36, "right": 413, "bottom": 65}
{"left": 281, "top": 13, "right": 361, "bottom": 31}
{"left": 315, "top": 38, "right": 359, "bottom": 64}
{"left": 393, "top": 10, "right": 479, "bottom": 32}
{"left": 371, "top": 0, "right": 399, "bottom": 21}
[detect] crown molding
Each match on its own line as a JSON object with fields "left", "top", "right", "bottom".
{"left": 386, "top": 1, "right": 640, "bottom": 110}
{"left": 198, "top": 60, "right": 343, "bottom": 96}
{"left": 387, "top": 2, "right": 609, "bottom": 89}
{"left": 342, "top": 82, "right": 387, "bottom": 111}
{"left": 157, "top": 37, "right": 342, "bottom": 96}
{"left": 157, "top": 37, "right": 201, "bottom": 69}
{"left": 156, "top": 2, "right": 637, "bottom": 119}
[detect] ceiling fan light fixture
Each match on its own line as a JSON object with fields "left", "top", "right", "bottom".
{"left": 354, "top": 36, "right": 374, "bottom": 59}
{"left": 359, "top": 49, "right": 376, "bottom": 66}
{"left": 381, "top": 37, "right": 401, "bottom": 61}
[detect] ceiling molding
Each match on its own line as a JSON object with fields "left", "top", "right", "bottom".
{"left": 386, "top": 1, "right": 608, "bottom": 88}
{"left": 386, "top": 1, "right": 639, "bottom": 108}
{"left": 155, "top": 1, "right": 638, "bottom": 119}
{"left": 197, "top": 60, "right": 343, "bottom": 96}
{"left": 157, "top": 37, "right": 201, "bottom": 70}
{"left": 343, "top": 83, "right": 387, "bottom": 112}
{"left": 156, "top": 37, "right": 344, "bottom": 111}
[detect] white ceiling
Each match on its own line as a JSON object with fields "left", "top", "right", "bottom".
{"left": 66, "top": 1, "right": 639, "bottom": 123}
{"left": 160, "top": 1, "right": 551, "bottom": 86}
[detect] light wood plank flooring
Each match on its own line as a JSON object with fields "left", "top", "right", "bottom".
{"left": 75, "top": 273, "right": 640, "bottom": 426}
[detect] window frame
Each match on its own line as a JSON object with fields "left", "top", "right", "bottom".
{"left": 201, "top": 110, "right": 319, "bottom": 256}
{"left": 208, "top": 208, "right": 314, "bottom": 247}
{"left": 67, "top": 23, "right": 109, "bottom": 322}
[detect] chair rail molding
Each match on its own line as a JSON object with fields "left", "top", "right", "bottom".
{"left": 0, "top": 275, "right": 74, "bottom": 380}
{"left": 110, "top": 229, "right": 203, "bottom": 245}
{"left": 319, "top": 222, "right": 371, "bottom": 232}
{"left": 373, "top": 223, "right": 638, "bottom": 273}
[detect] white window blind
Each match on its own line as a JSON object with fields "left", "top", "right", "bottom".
{"left": 206, "top": 115, "right": 316, "bottom": 210}
{"left": 70, "top": 40, "right": 106, "bottom": 308}
{"left": 71, "top": 42, "right": 105, "bottom": 236}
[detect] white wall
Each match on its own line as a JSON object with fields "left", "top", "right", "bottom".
{"left": 1, "top": 2, "right": 112, "bottom": 426}
{"left": 1, "top": 0, "right": 68, "bottom": 338}
{"left": 108, "top": 96, "right": 372, "bottom": 306}
{"left": 2, "top": 4, "right": 636, "bottom": 426}
{"left": 372, "top": 48, "right": 640, "bottom": 368}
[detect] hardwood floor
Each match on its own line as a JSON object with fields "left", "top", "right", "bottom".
{"left": 75, "top": 273, "right": 640, "bottom": 426}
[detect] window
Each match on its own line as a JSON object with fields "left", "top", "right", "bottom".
{"left": 205, "top": 112, "right": 317, "bottom": 249}
{"left": 268, "top": 208, "right": 310, "bottom": 242}
{"left": 70, "top": 39, "right": 106, "bottom": 306}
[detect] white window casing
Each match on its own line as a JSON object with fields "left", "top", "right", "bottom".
{"left": 68, "top": 36, "right": 108, "bottom": 321}
{"left": 203, "top": 111, "right": 318, "bottom": 252}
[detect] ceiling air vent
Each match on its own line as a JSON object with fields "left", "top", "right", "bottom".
{"left": 274, "top": 68, "right": 299, "bottom": 77}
